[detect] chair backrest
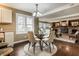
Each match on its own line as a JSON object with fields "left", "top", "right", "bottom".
{"left": 27, "top": 31, "right": 35, "bottom": 42}
{"left": 49, "top": 30, "right": 56, "bottom": 42}
{"left": 75, "top": 31, "right": 79, "bottom": 35}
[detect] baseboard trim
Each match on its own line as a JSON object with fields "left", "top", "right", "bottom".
{"left": 13, "top": 39, "right": 28, "bottom": 44}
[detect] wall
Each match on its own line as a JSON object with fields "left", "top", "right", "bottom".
{"left": 14, "top": 9, "right": 32, "bottom": 42}
{"left": 34, "top": 17, "right": 39, "bottom": 35}
{"left": 0, "top": 5, "right": 32, "bottom": 42}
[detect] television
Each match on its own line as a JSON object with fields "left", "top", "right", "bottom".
{"left": 60, "top": 27, "right": 68, "bottom": 33}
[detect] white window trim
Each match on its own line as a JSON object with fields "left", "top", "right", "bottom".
{"left": 16, "top": 13, "right": 34, "bottom": 34}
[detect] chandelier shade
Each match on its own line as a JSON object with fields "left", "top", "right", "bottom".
{"left": 33, "top": 4, "right": 42, "bottom": 17}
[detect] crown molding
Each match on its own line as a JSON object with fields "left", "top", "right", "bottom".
{"left": 49, "top": 13, "right": 79, "bottom": 22}
{"left": 39, "top": 13, "right": 79, "bottom": 23}
{"left": 55, "top": 16, "right": 79, "bottom": 21}
{"left": 40, "top": 4, "right": 79, "bottom": 17}
{"left": 52, "top": 13, "right": 79, "bottom": 19}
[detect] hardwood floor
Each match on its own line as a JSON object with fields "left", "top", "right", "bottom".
{"left": 12, "top": 41, "right": 29, "bottom": 56}
{"left": 12, "top": 40, "right": 79, "bottom": 56}
{"left": 54, "top": 40, "right": 79, "bottom": 56}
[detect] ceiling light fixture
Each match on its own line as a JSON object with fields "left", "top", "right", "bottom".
{"left": 33, "top": 4, "right": 42, "bottom": 17}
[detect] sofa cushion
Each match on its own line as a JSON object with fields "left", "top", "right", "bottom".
{"left": 0, "top": 43, "right": 8, "bottom": 49}
{"left": 0, "top": 47, "right": 13, "bottom": 56}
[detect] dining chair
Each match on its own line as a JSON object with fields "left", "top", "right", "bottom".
{"left": 43, "top": 30, "right": 56, "bottom": 52}
{"left": 27, "top": 31, "right": 38, "bottom": 54}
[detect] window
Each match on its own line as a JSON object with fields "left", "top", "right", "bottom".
{"left": 39, "top": 22, "right": 51, "bottom": 36}
{"left": 26, "top": 17, "right": 33, "bottom": 32}
{"left": 16, "top": 13, "right": 33, "bottom": 34}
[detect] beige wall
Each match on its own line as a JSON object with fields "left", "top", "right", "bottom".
{"left": 34, "top": 17, "right": 39, "bottom": 35}
{"left": 0, "top": 5, "right": 32, "bottom": 42}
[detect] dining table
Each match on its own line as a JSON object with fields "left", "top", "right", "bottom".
{"left": 35, "top": 34, "right": 48, "bottom": 51}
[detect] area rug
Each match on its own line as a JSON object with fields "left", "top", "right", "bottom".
{"left": 24, "top": 43, "right": 57, "bottom": 56}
